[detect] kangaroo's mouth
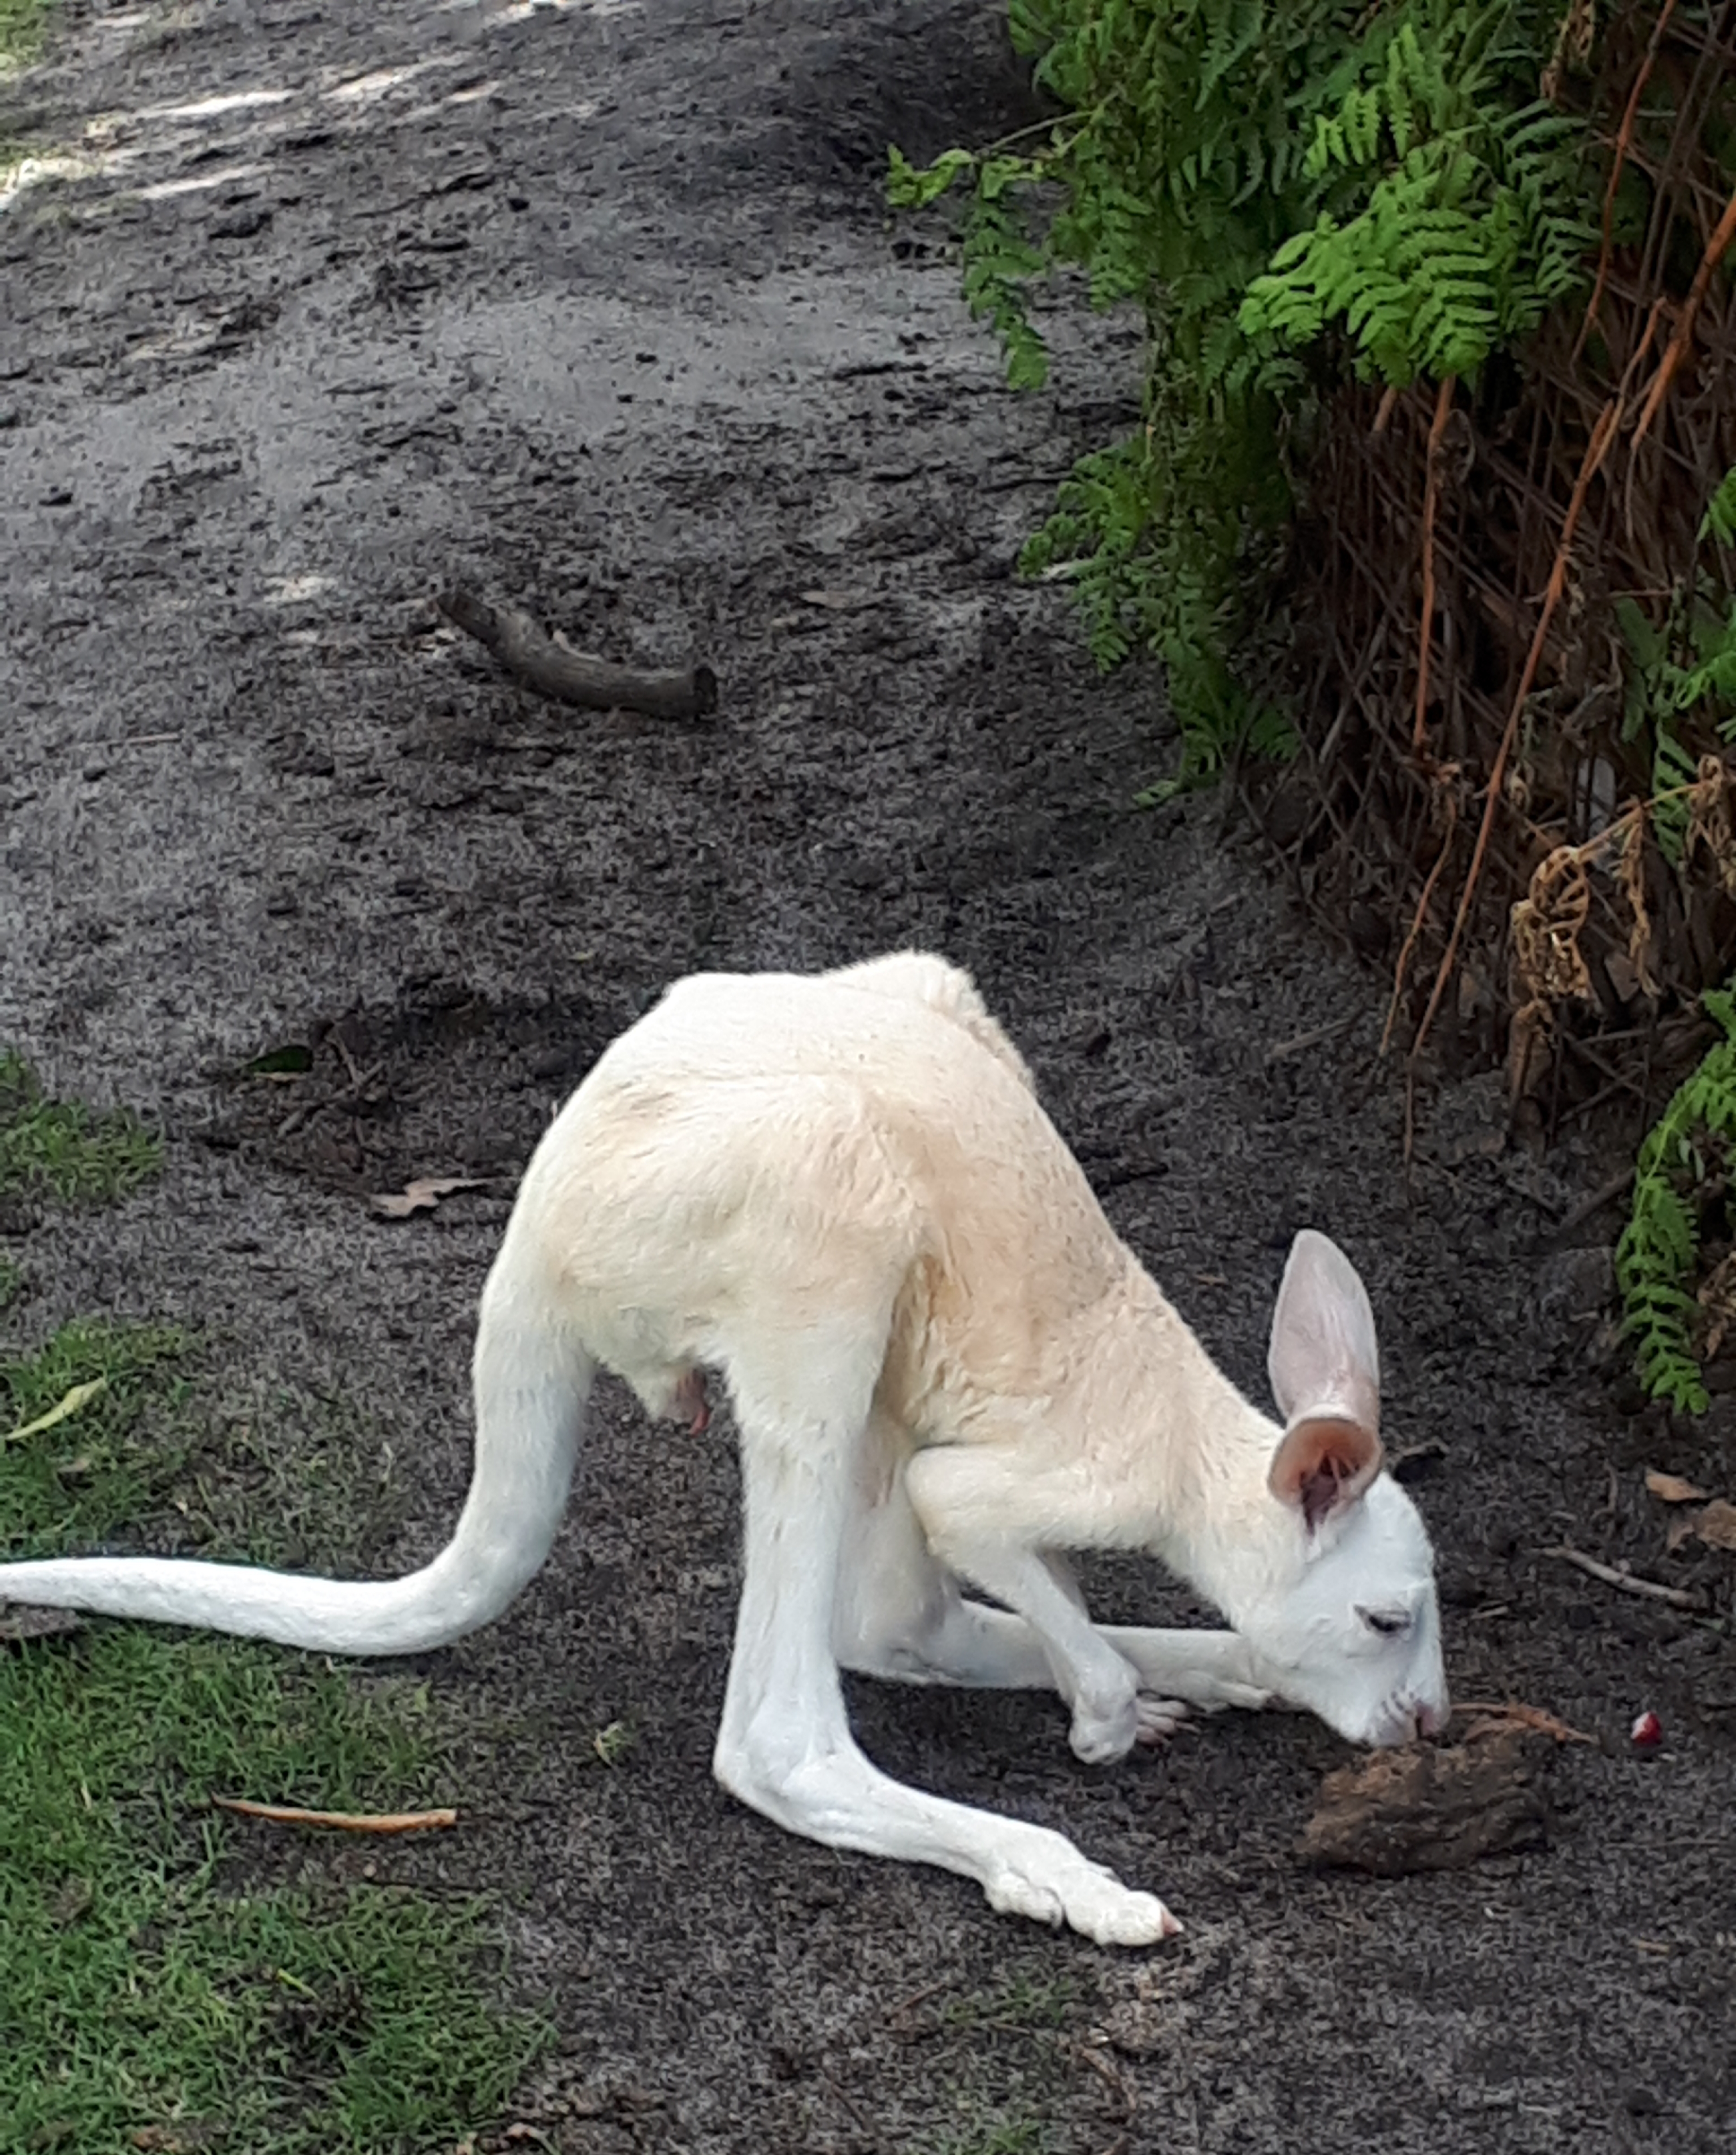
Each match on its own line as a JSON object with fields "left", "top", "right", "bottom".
{"left": 1364, "top": 1692, "right": 1451, "bottom": 1747}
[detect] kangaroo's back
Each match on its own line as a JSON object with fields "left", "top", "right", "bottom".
{"left": 503, "top": 956, "right": 1132, "bottom": 1421}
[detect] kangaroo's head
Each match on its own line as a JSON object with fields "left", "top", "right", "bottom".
{"left": 1231, "top": 1231, "right": 1449, "bottom": 1749}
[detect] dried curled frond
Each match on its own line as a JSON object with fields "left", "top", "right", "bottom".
{"left": 1685, "top": 754, "right": 1736, "bottom": 897}
{"left": 1511, "top": 845, "right": 1593, "bottom": 1006}
{"left": 1615, "top": 809, "right": 1661, "bottom": 999}
{"left": 1541, "top": 0, "right": 1596, "bottom": 103}
{"left": 1506, "top": 994, "right": 1555, "bottom": 1103}
{"left": 1698, "top": 1248, "right": 1736, "bottom": 1359}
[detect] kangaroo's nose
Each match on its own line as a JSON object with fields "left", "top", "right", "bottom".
{"left": 1416, "top": 1696, "right": 1449, "bottom": 1739}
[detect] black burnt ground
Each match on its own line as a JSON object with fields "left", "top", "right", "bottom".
{"left": 2, "top": 3, "right": 1732, "bottom": 2150}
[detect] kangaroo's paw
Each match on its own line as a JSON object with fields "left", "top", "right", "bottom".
{"left": 1070, "top": 1684, "right": 1192, "bottom": 1760}
{"left": 1134, "top": 1694, "right": 1190, "bottom": 1745}
{"left": 1069, "top": 1691, "right": 1139, "bottom": 1766}
{"left": 984, "top": 1838, "right": 1180, "bottom": 1948}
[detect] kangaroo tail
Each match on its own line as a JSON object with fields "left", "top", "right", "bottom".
{"left": 0, "top": 1239, "right": 591, "bottom": 1656}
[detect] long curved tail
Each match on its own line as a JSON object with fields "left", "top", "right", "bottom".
{"left": 0, "top": 1244, "right": 591, "bottom": 1656}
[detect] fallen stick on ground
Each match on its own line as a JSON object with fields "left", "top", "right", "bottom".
{"left": 277, "top": 1057, "right": 387, "bottom": 1139}
{"left": 1451, "top": 1698, "right": 1596, "bottom": 1745}
{"left": 1546, "top": 1544, "right": 1700, "bottom": 1609}
{"left": 1542, "top": 1167, "right": 1635, "bottom": 1246}
{"left": 212, "top": 1797, "right": 459, "bottom": 1834}
{"left": 437, "top": 585, "right": 718, "bottom": 722}
{"left": 1264, "top": 1013, "right": 1358, "bottom": 1065}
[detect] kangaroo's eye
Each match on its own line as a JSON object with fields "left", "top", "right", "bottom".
{"left": 1357, "top": 1606, "right": 1410, "bottom": 1638}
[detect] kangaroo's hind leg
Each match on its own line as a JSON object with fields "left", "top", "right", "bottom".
{"left": 710, "top": 1328, "right": 1178, "bottom": 1947}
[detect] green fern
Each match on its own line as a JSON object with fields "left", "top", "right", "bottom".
{"left": 1616, "top": 468, "right": 1736, "bottom": 867}
{"left": 962, "top": 162, "right": 1053, "bottom": 391}
{"left": 1701, "top": 463, "right": 1736, "bottom": 551}
{"left": 888, "top": 1, "right": 1604, "bottom": 794}
{"left": 1617, "top": 985, "right": 1736, "bottom": 1413}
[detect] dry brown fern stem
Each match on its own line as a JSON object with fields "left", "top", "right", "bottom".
{"left": 1258, "top": 7, "right": 1736, "bottom": 1122}
{"left": 1408, "top": 396, "right": 1624, "bottom": 1065}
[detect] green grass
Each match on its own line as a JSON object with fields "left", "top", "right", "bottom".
{"left": 1, "top": 1323, "right": 552, "bottom": 2152}
{"left": 911, "top": 1977, "right": 1086, "bottom": 2155}
{"left": 0, "top": 1050, "right": 163, "bottom": 1205}
{"left": 939, "top": 1976, "right": 1077, "bottom": 2035}
{"left": 1, "top": 1319, "right": 190, "bottom": 1554}
{"left": 0, "top": 0, "right": 51, "bottom": 71}
{"left": 930, "top": 2120, "right": 1052, "bottom": 2155}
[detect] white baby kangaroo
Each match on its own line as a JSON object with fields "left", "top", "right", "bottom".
{"left": 0, "top": 952, "right": 1446, "bottom": 1945}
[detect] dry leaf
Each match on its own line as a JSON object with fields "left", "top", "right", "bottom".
{"left": 242, "top": 1042, "right": 314, "bottom": 1080}
{"left": 0, "top": 1604, "right": 85, "bottom": 1645}
{"left": 1694, "top": 1498, "right": 1736, "bottom": 1551}
{"left": 368, "top": 1175, "right": 483, "bottom": 1219}
{"left": 2, "top": 1376, "right": 107, "bottom": 1448}
{"left": 798, "top": 589, "right": 870, "bottom": 612}
{"left": 1646, "top": 1468, "right": 1709, "bottom": 1505}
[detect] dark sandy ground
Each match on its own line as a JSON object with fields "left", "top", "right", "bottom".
{"left": 3, "top": 3, "right": 1733, "bottom": 2150}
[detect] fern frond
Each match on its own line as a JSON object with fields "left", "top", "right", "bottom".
{"left": 1618, "top": 970, "right": 1736, "bottom": 1411}
{"left": 891, "top": 0, "right": 1613, "bottom": 780}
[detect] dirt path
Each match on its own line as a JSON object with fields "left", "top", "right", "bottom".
{"left": 3, "top": 4, "right": 1732, "bottom": 2150}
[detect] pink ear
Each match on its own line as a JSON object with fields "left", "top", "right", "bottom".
{"left": 1268, "top": 1416, "right": 1383, "bottom": 1533}
{"left": 1268, "top": 1230, "right": 1381, "bottom": 1438}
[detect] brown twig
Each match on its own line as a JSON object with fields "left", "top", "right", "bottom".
{"left": 1411, "top": 398, "right": 1623, "bottom": 1062}
{"left": 436, "top": 585, "right": 718, "bottom": 722}
{"left": 819, "top": 2063, "right": 889, "bottom": 2155}
{"left": 884, "top": 1976, "right": 958, "bottom": 2026}
{"left": 1545, "top": 1544, "right": 1701, "bottom": 1610}
{"left": 277, "top": 1058, "right": 387, "bottom": 1139}
{"left": 1542, "top": 1166, "right": 1636, "bottom": 1245}
{"left": 1574, "top": 0, "right": 1678, "bottom": 363}
{"left": 1264, "top": 1013, "right": 1359, "bottom": 1065}
{"left": 1067, "top": 2040, "right": 1138, "bottom": 2121}
{"left": 212, "top": 1797, "right": 459, "bottom": 1832}
{"left": 1382, "top": 782, "right": 1459, "bottom": 1057}
{"left": 1413, "top": 375, "right": 1457, "bottom": 755}
{"left": 1628, "top": 177, "right": 1736, "bottom": 458}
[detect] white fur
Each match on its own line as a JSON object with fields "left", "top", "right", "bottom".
{"left": 0, "top": 951, "right": 1447, "bottom": 1945}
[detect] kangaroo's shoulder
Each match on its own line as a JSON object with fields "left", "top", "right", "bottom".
{"left": 629, "top": 950, "right": 1036, "bottom": 1097}
{"left": 819, "top": 950, "right": 1036, "bottom": 1094}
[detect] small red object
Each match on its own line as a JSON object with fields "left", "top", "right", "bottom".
{"left": 1630, "top": 1710, "right": 1663, "bottom": 1750}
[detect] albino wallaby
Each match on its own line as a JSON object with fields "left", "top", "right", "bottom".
{"left": 0, "top": 952, "right": 1446, "bottom": 1945}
